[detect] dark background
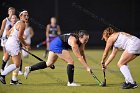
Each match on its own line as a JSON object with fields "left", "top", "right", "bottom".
{"left": 0, "top": 0, "right": 139, "bottom": 48}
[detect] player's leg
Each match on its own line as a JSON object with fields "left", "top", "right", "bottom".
{"left": 24, "top": 51, "right": 58, "bottom": 79}
{"left": 10, "top": 53, "right": 22, "bottom": 85}
{"left": 117, "top": 50, "right": 138, "bottom": 89}
{"left": 1, "top": 51, "right": 10, "bottom": 72}
{"left": 57, "top": 50, "right": 80, "bottom": 86}
{"left": 18, "top": 59, "right": 23, "bottom": 75}
{"left": 0, "top": 53, "right": 21, "bottom": 84}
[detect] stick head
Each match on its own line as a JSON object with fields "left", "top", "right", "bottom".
{"left": 50, "top": 65, "right": 55, "bottom": 69}
{"left": 101, "top": 81, "right": 106, "bottom": 87}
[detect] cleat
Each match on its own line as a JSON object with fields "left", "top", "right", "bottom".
{"left": 18, "top": 71, "right": 23, "bottom": 75}
{"left": 67, "top": 82, "right": 81, "bottom": 86}
{"left": 0, "top": 75, "right": 6, "bottom": 84}
{"left": 24, "top": 66, "right": 30, "bottom": 79}
{"left": 10, "top": 80, "right": 22, "bottom": 85}
{"left": 121, "top": 82, "right": 138, "bottom": 89}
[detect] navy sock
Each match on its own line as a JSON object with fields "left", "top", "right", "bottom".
{"left": 30, "top": 61, "right": 47, "bottom": 71}
{"left": 67, "top": 64, "right": 74, "bottom": 83}
{"left": 19, "top": 59, "right": 22, "bottom": 71}
{"left": 1, "top": 60, "right": 6, "bottom": 70}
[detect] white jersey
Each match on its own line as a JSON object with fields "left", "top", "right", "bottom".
{"left": 1, "top": 18, "right": 11, "bottom": 46}
{"left": 5, "top": 21, "right": 21, "bottom": 56}
{"left": 114, "top": 32, "right": 140, "bottom": 54}
{"left": 2, "top": 18, "right": 11, "bottom": 38}
{"left": 24, "top": 27, "right": 31, "bottom": 44}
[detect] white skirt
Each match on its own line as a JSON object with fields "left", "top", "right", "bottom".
{"left": 126, "top": 36, "right": 140, "bottom": 55}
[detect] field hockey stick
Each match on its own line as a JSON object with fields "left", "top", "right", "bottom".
{"left": 102, "top": 70, "right": 106, "bottom": 86}
{"left": 101, "top": 63, "right": 106, "bottom": 86}
{"left": 90, "top": 70, "right": 102, "bottom": 86}
{"left": 21, "top": 47, "right": 55, "bottom": 69}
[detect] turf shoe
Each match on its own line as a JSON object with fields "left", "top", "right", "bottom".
{"left": 0, "top": 75, "right": 6, "bottom": 84}
{"left": 18, "top": 71, "right": 23, "bottom": 75}
{"left": 10, "top": 80, "right": 22, "bottom": 85}
{"left": 67, "top": 82, "right": 81, "bottom": 86}
{"left": 24, "top": 66, "right": 30, "bottom": 79}
{"left": 121, "top": 82, "right": 138, "bottom": 89}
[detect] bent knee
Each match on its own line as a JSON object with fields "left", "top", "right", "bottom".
{"left": 67, "top": 61, "right": 74, "bottom": 65}
{"left": 117, "top": 62, "right": 126, "bottom": 68}
{"left": 16, "top": 65, "right": 20, "bottom": 68}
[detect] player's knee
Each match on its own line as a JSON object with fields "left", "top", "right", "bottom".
{"left": 67, "top": 61, "right": 74, "bottom": 65}
{"left": 16, "top": 64, "right": 20, "bottom": 68}
{"left": 117, "top": 62, "right": 123, "bottom": 68}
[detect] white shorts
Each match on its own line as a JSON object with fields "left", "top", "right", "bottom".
{"left": 5, "top": 43, "right": 21, "bottom": 56}
{"left": 126, "top": 37, "right": 140, "bottom": 55}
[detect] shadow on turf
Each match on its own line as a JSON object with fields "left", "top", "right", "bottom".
{"left": 82, "top": 83, "right": 120, "bottom": 87}
{"left": 23, "top": 83, "right": 119, "bottom": 87}
{"left": 23, "top": 83, "right": 66, "bottom": 86}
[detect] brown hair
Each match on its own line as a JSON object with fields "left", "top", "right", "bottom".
{"left": 72, "top": 30, "right": 89, "bottom": 38}
{"left": 8, "top": 7, "right": 15, "bottom": 11}
{"left": 102, "top": 27, "right": 115, "bottom": 40}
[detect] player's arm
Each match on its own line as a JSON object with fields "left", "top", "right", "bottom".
{"left": 68, "top": 36, "right": 90, "bottom": 71}
{"left": 101, "top": 37, "right": 114, "bottom": 64}
{"left": 79, "top": 44, "right": 87, "bottom": 63}
{"left": 105, "top": 47, "right": 118, "bottom": 67}
{"left": 17, "top": 22, "right": 29, "bottom": 47}
{"left": 57, "top": 25, "right": 61, "bottom": 35}
{"left": 6, "top": 25, "right": 11, "bottom": 37}
{"left": 46, "top": 24, "right": 50, "bottom": 41}
{"left": 0, "top": 19, "right": 6, "bottom": 37}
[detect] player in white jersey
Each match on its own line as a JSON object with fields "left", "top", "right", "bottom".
{"left": 0, "top": 10, "right": 30, "bottom": 84}
{"left": 18, "top": 22, "right": 34, "bottom": 75}
{"left": 0, "top": 7, "right": 15, "bottom": 73}
{"left": 22, "top": 22, "right": 34, "bottom": 58}
{"left": 101, "top": 27, "right": 140, "bottom": 89}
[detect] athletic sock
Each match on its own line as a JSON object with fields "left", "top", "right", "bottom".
{"left": 4, "top": 59, "right": 10, "bottom": 69}
{"left": 67, "top": 64, "right": 74, "bottom": 83}
{"left": 1, "top": 60, "right": 7, "bottom": 70}
{"left": 120, "top": 65, "right": 134, "bottom": 84}
{"left": 30, "top": 61, "right": 47, "bottom": 71}
{"left": 12, "top": 68, "right": 19, "bottom": 81}
{"left": 1, "top": 64, "right": 16, "bottom": 76}
{"left": 19, "top": 59, "right": 22, "bottom": 71}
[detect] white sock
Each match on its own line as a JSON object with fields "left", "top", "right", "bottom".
{"left": 1, "top": 64, "right": 16, "bottom": 76}
{"left": 120, "top": 65, "right": 134, "bottom": 84}
{"left": 12, "top": 68, "right": 19, "bottom": 81}
{"left": 4, "top": 59, "right": 10, "bottom": 69}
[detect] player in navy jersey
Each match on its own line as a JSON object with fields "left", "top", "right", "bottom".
{"left": 24, "top": 30, "right": 91, "bottom": 86}
{"left": 44, "top": 17, "right": 61, "bottom": 57}
{"left": 36, "top": 17, "right": 61, "bottom": 58}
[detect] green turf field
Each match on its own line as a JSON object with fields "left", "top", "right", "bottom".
{"left": 0, "top": 49, "right": 140, "bottom": 93}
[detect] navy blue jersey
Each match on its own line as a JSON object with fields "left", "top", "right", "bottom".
{"left": 49, "top": 25, "right": 58, "bottom": 36}
{"left": 59, "top": 33, "right": 81, "bottom": 49}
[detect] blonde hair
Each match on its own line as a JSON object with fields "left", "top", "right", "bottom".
{"left": 102, "top": 27, "right": 115, "bottom": 40}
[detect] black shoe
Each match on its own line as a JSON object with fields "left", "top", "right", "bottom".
{"left": 10, "top": 80, "right": 22, "bottom": 85}
{"left": 0, "top": 75, "right": 6, "bottom": 84}
{"left": 121, "top": 82, "right": 138, "bottom": 89}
